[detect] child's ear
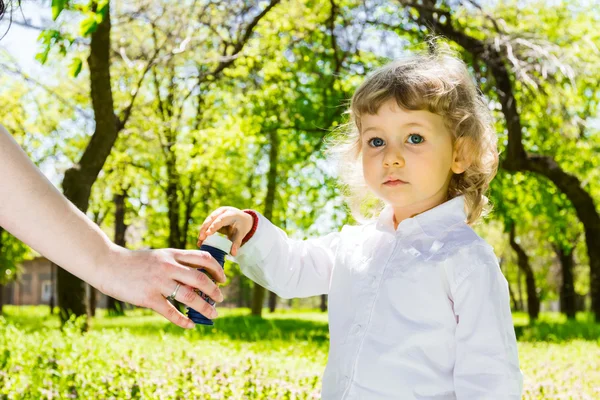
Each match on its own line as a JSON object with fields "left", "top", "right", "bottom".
{"left": 452, "top": 137, "right": 472, "bottom": 174}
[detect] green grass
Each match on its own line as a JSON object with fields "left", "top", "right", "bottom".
{"left": 512, "top": 311, "right": 600, "bottom": 342}
{"left": 0, "top": 306, "right": 599, "bottom": 399}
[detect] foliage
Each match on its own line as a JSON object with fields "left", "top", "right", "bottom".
{"left": 1, "top": 307, "right": 599, "bottom": 398}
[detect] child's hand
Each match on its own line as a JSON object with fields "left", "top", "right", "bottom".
{"left": 197, "top": 207, "right": 254, "bottom": 256}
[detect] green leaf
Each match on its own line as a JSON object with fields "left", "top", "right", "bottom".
{"left": 69, "top": 57, "right": 83, "bottom": 78}
{"left": 97, "top": 0, "right": 110, "bottom": 21}
{"left": 51, "top": 0, "right": 67, "bottom": 21}
{"left": 80, "top": 14, "right": 99, "bottom": 36}
{"left": 35, "top": 49, "right": 49, "bottom": 64}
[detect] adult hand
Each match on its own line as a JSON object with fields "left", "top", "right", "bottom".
{"left": 1, "top": 124, "right": 226, "bottom": 329}
{"left": 98, "top": 245, "right": 226, "bottom": 329}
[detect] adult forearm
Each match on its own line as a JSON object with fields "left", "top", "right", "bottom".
{"left": 0, "top": 125, "right": 112, "bottom": 288}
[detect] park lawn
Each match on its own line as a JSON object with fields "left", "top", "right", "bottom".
{"left": 0, "top": 306, "right": 598, "bottom": 399}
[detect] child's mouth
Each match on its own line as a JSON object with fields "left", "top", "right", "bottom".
{"left": 384, "top": 179, "right": 408, "bottom": 186}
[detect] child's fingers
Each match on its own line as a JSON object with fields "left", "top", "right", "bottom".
{"left": 197, "top": 207, "right": 246, "bottom": 252}
{"left": 231, "top": 240, "right": 243, "bottom": 257}
{"left": 228, "top": 230, "right": 244, "bottom": 256}
{"left": 205, "top": 213, "right": 237, "bottom": 236}
{"left": 197, "top": 208, "right": 229, "bottom": 242}
{"left": 198, "top": 209, "right": 226, "bottom": 235}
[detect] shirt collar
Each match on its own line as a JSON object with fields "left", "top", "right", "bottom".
{"left": 376, "top": 196, "right": 467, "bottom": 238}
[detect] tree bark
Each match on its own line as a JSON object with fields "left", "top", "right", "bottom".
{"left": 516, "top": 267, "right": 524, "bottom": 311}
{"left": 399, "top": 0, "right": 600, "bottom": 322}
{"left": 507, "top": 281, "right": 519, "bottom": 312}
{"left": 509, "top": 224, "right": 539, "bottom": 321}
{"left": 500, "top": 258, "right": 519, "bottom": 311}
{"left": 49, "top": 262, "right": 55, "bottom": 313}
{"left": 320, "top": 294, "right": 328, "bottom": 312}
{"left": 251, "top": 130, "right": 279, "bottom": 317}
{"left": 180, "top": 180, "right": 199, "bottom": 249}
{"left": 165, "top": 136, "right": 182, "bottom": 249}
{"left": 268, "top": 291, "right": 277, "bottom": 312}
{"left": 106, "top": 192, "right": 127, "bottom": 315}
{"left": 152, "top": 59, "right": 181, "bottom": 250}
{"left": 555, "top": 245, "right": 577, "bottom": 319}
{"left": 57, "top": 2, "right": 118, "bottom": 322}
{"left": 88, "top": 285, "right": 97, "bottom": 317}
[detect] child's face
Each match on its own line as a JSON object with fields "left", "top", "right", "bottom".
{"left": 360, "top": 99, "right": 463, "bottom": 216}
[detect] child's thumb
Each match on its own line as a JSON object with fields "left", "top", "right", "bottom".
{"left": 229, "top": 231, "right": 243, "bottom": 256}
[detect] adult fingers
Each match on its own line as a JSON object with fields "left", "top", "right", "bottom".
{"left": 163, "top": 281, "right": 218, "bottom": 320}
{"left": 173, "top": 250, "right": 226, "bottom": 285}
{"left": 151, "top": 296, "right": 195, "bottom": 329}
{"left": 172, "top": 267, "right": 223, "bottom": 305}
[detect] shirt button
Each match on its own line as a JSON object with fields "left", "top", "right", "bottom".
{"left": 352, "top": 324, "right": 362, "bottom": 335}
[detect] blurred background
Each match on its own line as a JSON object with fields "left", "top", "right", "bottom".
{"left": 0, "top": 0, "right": 599, "bottom": 398}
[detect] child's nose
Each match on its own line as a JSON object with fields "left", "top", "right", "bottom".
{"left": 383, "top": 149, "right": 405, "bottom": 168}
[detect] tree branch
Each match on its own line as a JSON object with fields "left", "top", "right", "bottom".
{"left": 211, "top": 0, "right": 281, "bottom": 77}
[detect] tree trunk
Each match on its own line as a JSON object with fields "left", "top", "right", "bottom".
{"left": 499, "top": 258, "right": 518, "bottom": 311}
{"left": 556, "top": 246, "right": 577, "bottom": 319}
{"left": 251, "top": 130, "right": 279, "bottom": 317}
{"left": 268, "top": 291, "right": 277, "bottom": 312}
{"left": 402, "top": 0, "right": 600, "bottom": 322}
{"left": 106, "top": 192, "right": 127, "bottom": 316}
{"left": 166, "top": 152, "right": 181, "bottom": 249}
{"left": 519, "top": 160, "right": 600, "bottom": 321}
{"left": 320, "top": 294, "right": 328, "bottom": 312}
{"left": 164, "top": 147, "right": 185, "bottom": 312}
{"left": 49, "top": 262, "right": 55, "bottom": 313}
{"left": 251, "top": 283, "right": 265, "bottom": 316}
{"left": 516, "top": 268, "right": 524, "bottom": 311}
{"left": 506, "top": 281, "right": 519, "bottom": 312}
{"left": 180, "top": 177, "right": 201, "bottom": 249}
{"left": 88, "top": 285, "right": 97, "bottom": 317}
{"left": 509, "top": 224, "right": 539, "bottom": 321}
{"left": 57, "top": 2, "right": 118, "bottom": 323}
{"left": 152, "top": 60, "right": 180, "bottom": 251}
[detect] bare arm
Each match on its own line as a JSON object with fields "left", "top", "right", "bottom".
{"left": 0, "top": 125, "right": 225, "bottom": 328}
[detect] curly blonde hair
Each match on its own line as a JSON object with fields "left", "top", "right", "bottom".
{"left": 328, "top": 48, "right": 498, "bottom": 225}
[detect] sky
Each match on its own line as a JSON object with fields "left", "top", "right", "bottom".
{"left": 0, "top": 1, "right": 50, "bottom": 74}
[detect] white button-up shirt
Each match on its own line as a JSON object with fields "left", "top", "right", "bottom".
{"left": 236, "top": 196, "right": 523, "bottom": 399}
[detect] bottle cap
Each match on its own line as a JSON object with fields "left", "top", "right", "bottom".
{"left": 202, "top": 234, "right": 232, "bottom": 254}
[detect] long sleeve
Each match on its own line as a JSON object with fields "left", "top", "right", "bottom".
{"left": 233, "top": 211, "right": 340, "bottom": 299}
{"left": 450, "top": 244, "right": 523, "bottom": 399}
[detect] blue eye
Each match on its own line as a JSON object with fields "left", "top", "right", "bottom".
{"left": 368, "top": 137, "right": 385, "bottom": 147}
{"left": 407, "top": 134, "right": 424, "bottom": 144}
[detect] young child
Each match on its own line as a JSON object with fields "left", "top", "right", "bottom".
{"left": 197, "top": 49, "right": 523, "bottom": 399}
